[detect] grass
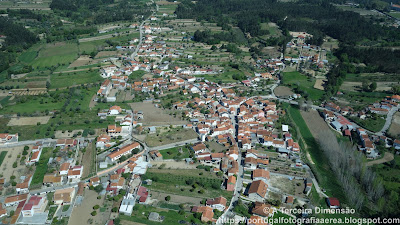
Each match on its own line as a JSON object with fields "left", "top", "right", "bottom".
{"left": 120, "top": 204, "right": 203, "bottom": 225}
{"left": 0, "top": 151, "right": 7, "bottom": 166}
{"left": 282, "top": 71, "right": 324, "bottom": 101}
{"left": 31, "top": 42, "right": 79, "bottom": 68}
{"left": 50, "top": 70, "right": 103, "bottom": 89}
{"left": 195, "top": 69, "right": 243, "bottom": 83}
{"left": 62, "top": 205, "right": 70, "bottom": 212}
{"left": 286, "top": 104, "right": 346, "bottom": 202}
{"left": 47, "top": 206, "right": 58, "bottom": 220}
{"left": 145, "top": 128, "right": 198, "bottom": 147}
{"left": 30, "top": 147, "right": 52, "bottom": 188}
{"left": 142, "top": 168, "right": 232, "bottom": 200}
{"left": 159, "top": 146, "right": 190, "bottom": 160}
{"left": 19, "top": 50, "right": 38, "bottom": 63}
{"left": 389, "top": 12, "right": 400, "bottom": 19}
{"left": 351, "top": 116, "right": 386, "bottom": 133}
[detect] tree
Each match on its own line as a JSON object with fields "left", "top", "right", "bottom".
{"left": 165, "top": 195, "right": 171, "bottom": 201}
{"left": 93, "top": 205, "right": 100, "bottom": 210}
{"left": 91, "top": 211, "right": 97, "bottom": 216}
{"left": 112, "top": 207, "right": 118, "bottom": 212}
{"left": 369, "top": 82, "right": 377, "bottom": 92}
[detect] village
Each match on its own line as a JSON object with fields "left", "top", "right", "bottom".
{"left": 1, "top": 1, "right": 400, "bottom": 225}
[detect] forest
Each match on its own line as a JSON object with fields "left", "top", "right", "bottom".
{"left": 0, "top": 17, "right": 38, "bottom": 74}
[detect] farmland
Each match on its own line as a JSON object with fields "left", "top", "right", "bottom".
{"left": 142, "top": 168, "right": 232, "bottom": 200}
{"left": 282, "top": 71, "right": 324, "bottom": 101}
{"left": 50, "top": 70, "right": 103, "bottom": 89}
{"left": 159, "top": 146, "right": 191, "bottom": 160}
{"left": 145, "top": 128, "right": 198, "bottom": 147}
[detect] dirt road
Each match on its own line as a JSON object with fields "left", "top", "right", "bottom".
{"left": 366, "top": 152, "right": 394, "bottom": 167}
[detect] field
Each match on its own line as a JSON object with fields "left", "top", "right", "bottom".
{"left": 7, "top": 116, "right": 51, "bottom": 126}
{"left": 30, "top": 147, "right": 52, "bottom": 188}
{"left": 274, "top": 86, "right": 294, "bottom": 97}
{"left": 129, "top": 102, "right": 188, "bottom": 126}
{"left": 31, "top": 42, "right": 79, "bottom": 68}
{"left": 389, "top": 12, "right": 400, "bottom": 18}
{"left": 388, "top": 112, "right": 400, "bottom": 138}
{"left": 196, "top": 69, "right": 244, "bottom": 83}
{"left": 69, "top": 190, "right": 110, "bottom": 225}
{"left": 142, "top": 168, "right": 232, "bottom": 200}
{"left": 81, "top": 142, "right": 97, "bottom": 178}
{"left": 159, "top": 146, "right": 191, "bottom": 160}
{"left": 282, "top": 71, "right": 324, "bottom": 101}
{"left": 351, "top": 116, "right": 386, "bottom": 133}
{"left": 145, "top": 128, "right": 198, "bottom": 147}
{"left": 286, "top": 104, "right": 346, "bottom": 201}
{"left": 0, "top": 151, "right": 7, "bottom": 167}
{"left": 50, "top": 70, "right": 103, "bottom": 89}
{"left": 0, "top": 0, "right": 51, "bottom": 10}
{"left": 120, "top": 204, "right": 203, "bottom": 225}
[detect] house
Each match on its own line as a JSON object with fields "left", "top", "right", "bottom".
{"left": 109, "top": 106, "right": 122, "bottom": 115}
{"left": 21, "top": 196, "right": 47, "bottom": 217}
{"left": 119, "top": 193, "right": 136, "bottom": 215}
{"left": 137, "top": 186, "right": 149, "bottom": 204}
{"left": 304, "top": 178, "right": 313, "bottom": 195}
{"left": 191, "top": 206, "right": 215, "bottom": 223}
{"left": 16, "top": 175, "right": 32, "bottom": 194}
{"left": 4, "top": 193, "right": 28, "bottom": 207}
{"left": 0, "top": 203, "right": 7, "bottom": 218}
{"left": 252, "top": 169, "right": 270, "bottom": 183}
{"left": 59, "top": 162, "right": 70, "bottom": 176}
{"left": 247, "top": 180, "right": 268, "bottom": 202}
{"left": 149, "top": 150, "right": 163, "bottom": 161}
{"left": 286, "top": 196, "right": 294, "bottom": 205}
{"left": 247, "top": 215, "right": 268, "bottom": 225}
{"left": 89, "top": 177, "right": 100, "bottom": 187}
{"left": 327, "top": 197, "right": 340, "bottom": 209}
{"left": 394, "top": 139, "right": 400, "bottom": 150}
{"left": 56, "top": 139, "right": 76, "bottom": 148}
{"left": 43, "top": 174, "right": 62, "bottom": 186}
{"left": 27, "top": 149, "right": 42, "bottom": 165}
{"left": 191, "top": 142, "right": 207, "bottom": 155}
{"left": 107, "top": 125, "right": 122, "bottom": 137}
{"left": 106, "top": 142, "right": 141, "bottom": 162}
{"left": 67, "top": 165, "right": 83, "bottom": 181}
{"left": 0, "top": 133, "right": 18, "bottom": 144}
{"left": 96, "top": 134, "right": 112, "bottom": 149}
{"left": 226, "top": 176, "right": 236, "bottom": 191}
{"left": 206, "top": 196, "right": 227, "bottom": 211}
{"left": 54, "top": 187, "right": 75, "bottom": 205}
{"left": 252, "top": 202, "right": 273, "bottom": 217}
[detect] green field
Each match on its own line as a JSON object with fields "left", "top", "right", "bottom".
{"left": 0, "top": 151, "right": 7, "bottom": 166}
{"left": 142, "top": 168, "right": 232, "bottom": 200}
{"left": 282, "top": 71, "right": 324, "bottom": 101}
{"left": 286, "top": 104, "right": 346, "bottom": 202}
{"left": 31, "top": 147, "right": 52, "bottom": 188}
{"left": 120, "top": 204, "right": 204, "bottom": 225}
{"left": 19, "top": 50, "right": 39, "bottom": 64}
{"left": 31, "top": 42, "right": 79, "bottom": 68}
{"left": 351, "top": 117, "right": 386, "bottom": 133}
{"left": 195, "top": 69, "right": 244, "bottom": 83}
{"left": 50, "top": 70, "right": 103, "bottom": 89}
{"left": 389, "top": 12, "right": 400, "bottom": 19}
{"left": 159, "top": 146, "right": 190, "bottom": 160}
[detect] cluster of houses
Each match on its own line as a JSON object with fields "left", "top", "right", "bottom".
{"left": 96, "top": 105, "right": 135, "bottom": 139}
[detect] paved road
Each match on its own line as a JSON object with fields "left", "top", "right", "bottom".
{"left": 377, "top": 105, "right": 400, "bottom": 136}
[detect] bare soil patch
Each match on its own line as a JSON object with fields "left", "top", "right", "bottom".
{"left": 389, "top": 112, "right": 400, "bottom": 137}
{"left": 7, "top": 116, "right": 51, "bottom": 126}
{"left": 366, "top": 152, "right": 394, "bottom": 167}
{"left": 68, "top": 55, "right": 93, "bottom": 68}
{"left": 313, "top": 79, "right": 326, "bottom": 90}
{"left": 95, "top": 51, "right": 118, "bottom": 58}
{"left": 69, "top": 190, "right": 110, "bottom": 225}
{"left": 151, "top": 191, "right": 203, "bottom": 205}
{"left": 274, "top": 86, "right": 294, "bottom": 97}
{"left": 150, "top": 161, "right": 197, "bottom": 169}
{"left": 81, "top": 142, "right": 95, "bottom": 177}
{"left": 54, "top": 130, "right": 84, "bottom": 139}
{"left": 129, "top": 102, "right": 187, "bottom": 126}
{"left": 145, "top": 128, "right": 198, "bottom": 147}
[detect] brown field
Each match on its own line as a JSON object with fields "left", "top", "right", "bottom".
{"left": 0, "top": 146, "right": 28, "bottom": 184}
{"left": 12, "top": 88, "right": 47, "bottom": 96}
{"left": 151, "top": 191, "right": 203, "bottom": 205}
{"left": 389, "top": 112, "right": 400, "bottom": 137}
{"left": 145, "top": 128, "right": 198, "bottom": 147}
{"left": 54, "top": 130, "right": 84, "bottom": 139}
{"left": 150, "top": 161, "right": 197, "bottom": 169}
{"left": 68, "top": 55, "right": 93, "bottom": 68}
{"left": 69, "top": 190, "right": 110, "bottom": 225}
{"left": 81, "top": 142, "right": 95, "bottom": 178}
{"left": 95, "top": 51, "right": 118, "bottom": 58}
{"left": 129, "top": 102, "right": 187, "bottom": 126}
{"left": 274, "top": 86, "right": 294, "bottom": 97}
{"left": 7, "top": 116, "right": 51, "bottom": 126}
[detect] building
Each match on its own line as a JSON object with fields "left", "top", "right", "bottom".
{"left": 191, "top": 206, "right": 215, "bottom": 223}
{"left": 4, "top": 194, "right": 28, "bottom": 207}
{"left": 247, "top": 180, "right": 268, "bottom": 202}
{"left": 16, "top": 175, "right": 32, "bottom": 194}
{"left": 252, "top": 202, "right": 273, "bottom": 217}
{"left": 327, "top": 197, "right": 340, "bottom": 209}
{"left": 252, "top": 169, "right": 270, "bottom": 183}
{"left": 43, "top": 174, "right": 62, "bottom": 186}
{"left": 106, "top": 142, "right": 140, "bottom": 163}
{"left": 206, "top": 196, "right": 227, "bottom": 211}
{"left": 226, "top": 175, "right": 236, "bottom": 191}
{"left": 54, "top": 187, "right": 75, "bottom": 205}
{"left": 119, "top": 193, "right": 136, "bottom": 215}
{"left": 59, "top": 162, "right": 70, "bottom": 176}
{"left": 21, "top": 196, "right": 47, "bottom": 217}
{"left": 109, "top": 106, "right": 122, "bottom": 115}
{"left": 0, "top": 133, "right": 18, "bottom": 144}
{"left": 67, "top": 166, "right": 83, "bottom": 181}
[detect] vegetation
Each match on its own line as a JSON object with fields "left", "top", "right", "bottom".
{"left": 30, "top": 147, "right": 52, "bottom": 188}
{"left": 0, "top": 151, "right": 7, "bottom": 167}
{"left": 282, "top": 71, "right": 324, "bottom": 101}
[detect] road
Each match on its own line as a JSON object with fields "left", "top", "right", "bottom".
{"left": 130, "top": 0, "right": 157, "bottom": 60}
{"left": 148, "top": 138, "right": 199, "bottom": 151}
{"left": 377, "top": 105, "right": 400, "bottom": 136}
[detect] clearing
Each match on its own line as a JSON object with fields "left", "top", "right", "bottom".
{"left": 7, "top": 116, "right": 51, "bottom": 126}
{"left": 389, "top": 112, "right": 400, "bottom": 137}
{"left": 274, "top": 86, "right": 294, "bottom": 97}
{"left": 145, "top": 128, "right": 198, "bottom": 147}
{"left": 129, "top": 102, "right": 187, "bottom": 126}
{"left": 69, "top": 190, "right": 110, "bottom": 225}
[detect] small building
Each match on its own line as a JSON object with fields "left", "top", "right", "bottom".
{"left": 327, "top": 197, "right": 340, "bottom": 209}
{"left": 148, "top": 212, "right": 164, "bottom": 222}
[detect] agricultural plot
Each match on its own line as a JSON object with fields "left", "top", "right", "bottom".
{"left": 145, "top": 128, "right": 198, "bottom": 147}
{"left": 31, "top": 42, "right": 79, "bottom": 68}
{"left": 142, "top": 168, "right": 232, "bottom": 199}
{"left": 30, "top": 147, "right": 52, "bottom": 188}
{"left": 129, "top": 101, "right": 188, "bottom": 126}
{"left": 7, "top": 116, "right": 51, "bottom": 126}
{"left": 159, "top": 146, "right": 191, "bottom": 160}
{"left": 282, "top": 71, "right": 324, "bottom": 101}
{"left": 50, "top": 70, "right": 103, "bottom": 89}
{"left": 389, "top": 112, "right": 400, "bottom": 137}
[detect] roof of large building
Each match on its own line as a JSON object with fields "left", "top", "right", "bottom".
{"left": 107, "top": 142, "right": 140, "bottom": 159}
{"left": 248, "top": 180, "right": 268, "bottom": 197}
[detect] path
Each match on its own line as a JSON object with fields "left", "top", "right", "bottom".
{"left": 366, "top": 152, "right": 394, "bottom": 166}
